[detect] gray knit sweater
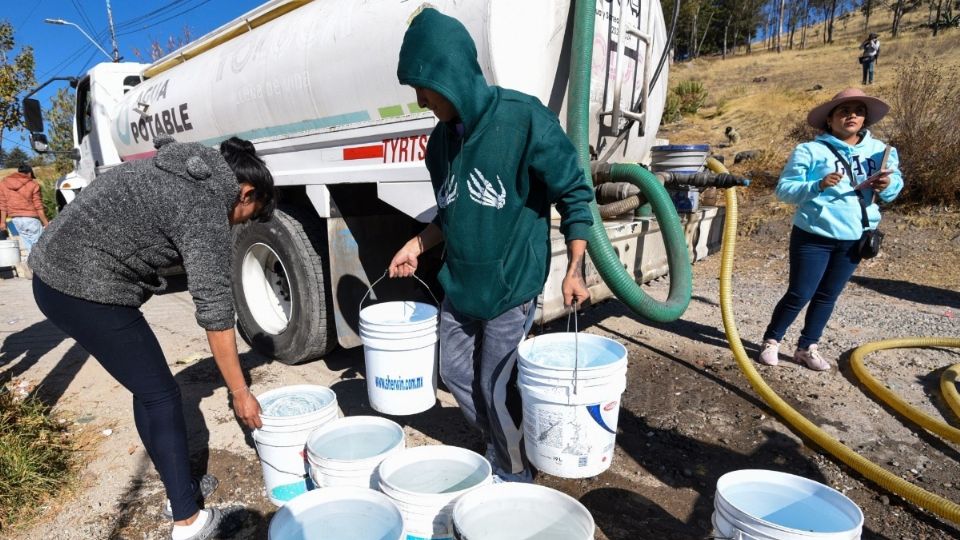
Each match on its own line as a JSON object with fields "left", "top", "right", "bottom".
{"left": 30, "top": 136, "right": 240, "bottom": 330}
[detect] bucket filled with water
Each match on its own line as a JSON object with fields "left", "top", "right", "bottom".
{"left": 359, "top": 273, "right": 440, "bottom": 416}
{"left": 306, "top": 415, "right": 406, "bottom": 490}
{"left": 452, "top": 483, "right": 595, "bottom": 540}
{"left": 713, "top": 469, "right": 864, "bottom": 540}
{"left": 268, "top": 486, "right": 404, "bottom": 540}
{"left": 378, "top": 445, "right": 492, "bottom": 540}
{"left": 517, "top": 333, "right": 628, "bottom": 478}
{"left": 253, "top": 385, "right": 339, "bottom": 506}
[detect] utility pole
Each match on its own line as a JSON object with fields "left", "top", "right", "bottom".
{"left": 106, "top": 0, "right": 120, "bottom": 62}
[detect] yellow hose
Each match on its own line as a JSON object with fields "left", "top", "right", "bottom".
{"left": 710, "top": 156, "right": 960, "bottom": 524}
{"left": 851, "top": 338, "right": 960, "bottom": 443}
{"left": 942, "top": 363, "right": 960, "bottom": 421}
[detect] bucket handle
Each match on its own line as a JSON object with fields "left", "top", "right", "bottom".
{"left": 565, "top": 300, "right": 581, "bottom": 395}
{"left": 359, "top": 269, "right": 440, "bottom": 313}
{"left": 255, "top": 446, "right": 310, "bottom": 478}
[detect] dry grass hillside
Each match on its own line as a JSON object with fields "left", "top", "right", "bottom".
{"left": 662, "top": 10, "right": 960, "bottom": 178}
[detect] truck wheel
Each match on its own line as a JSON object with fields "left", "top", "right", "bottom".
{"left": 232, "top": 207, "right": 336, "bottom": 364}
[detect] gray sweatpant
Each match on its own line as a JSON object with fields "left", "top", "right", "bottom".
{"left": 439, "top": 297, "right": 536, "bottom": 475}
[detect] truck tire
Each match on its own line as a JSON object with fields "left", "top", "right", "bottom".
{"left": 232, "top": 206, "right": 336, "bottom": 364}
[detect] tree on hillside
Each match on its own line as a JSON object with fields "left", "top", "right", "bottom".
{"left": 131, "top": 26, "right": 193, "bottom": 62}
{"left": 0, "top": 146, "right": 6, "bottom": 167}
{"left": 47, "top": 88, "right": 76, "bottom": 175}
{"left": 4, "top": 147, "right": 29, "bottom": 168}
{"left": 861, "top": 0, "right": 875, "bottom": 31}
{"left": 891, "top": 0, "right": 923, "bottom": 36}
{"left": 0, "top": 20, "right": 36, "bottom": 150}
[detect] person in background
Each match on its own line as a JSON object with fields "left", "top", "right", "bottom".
{"left": 859, "top": 33, "right": 880, "bottom": 85}
{"left": 29, "top": 135, "right": 275, "bottom": 540}
{"left": 757, "top": 88, "right": 903, "bottom": 371}
{"left": 389, "top": 6, "right": 594, "bottom": 483}
{"left": 0, "top": 164, "right": 49, "bottom": 267}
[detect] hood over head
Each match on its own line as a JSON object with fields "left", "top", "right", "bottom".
{"left": 151, "top": 134, "right": 239, "bottom": 210}
{"left": 397, "top": 6, "right": 494, "bottom": 137}
{"left": 2, "top": 172, "right": 34, "bottom": 191}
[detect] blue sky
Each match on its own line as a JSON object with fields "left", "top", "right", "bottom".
{"left": 3, "top": 0, "right": 266, "bottom": 154}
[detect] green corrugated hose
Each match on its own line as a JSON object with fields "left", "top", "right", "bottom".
{"left": 711, "top": 155, "right": 960, "bottom": 524}
{"left": 568, "top": 0, "right": 691, "bottom": 323}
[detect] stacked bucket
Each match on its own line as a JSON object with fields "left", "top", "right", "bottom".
{"left": 650, "top": 144, "right": 710, "bottom": 213}
{"left": 252, "top": 385, "right": 339, "bottom": 506}
{"left": 359, "top": 299, "right": 440, "bottom": 416}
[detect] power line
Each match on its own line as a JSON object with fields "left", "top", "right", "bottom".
{"left": 14, "top": 0, "right": 46, "bottom": 31}
{"left": 117, "top": 0, "right": 217, "bottom": 36}
{"left": 38, "top": 42, "right": 93, "bottom": 80}
{"left": 114, "top": 0, "right": 194, "bottom": 32}
{"left": 76, "top": 48, "right": 101, "bottom": 77}
{"left": 70, "top": 0, "right": 102, "bottom": 44}
{"left": 1, "top": 134, "right": 32, "bottom": 152}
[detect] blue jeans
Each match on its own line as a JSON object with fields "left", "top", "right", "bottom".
{"left": 439, "top": 298, "right": 536, "bottom": 475}
{"left": 11, "top": 217, "right": 42, "bottom": 255}
{"left": 763, "top": 227, "right": 862, "bottom": 350}
{"left": 33, "top": 277, "right": 199, "bottom": 521}
{"left": 862, "top": 60, "right": 875, "bottom": 84}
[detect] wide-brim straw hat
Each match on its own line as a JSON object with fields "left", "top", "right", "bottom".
{"left": 806, "top": 88, "right": 890, "bottom": 129}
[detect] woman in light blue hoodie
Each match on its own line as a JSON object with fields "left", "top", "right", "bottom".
{"left": 757, "top": 88, "right": 903, "bottom": 371}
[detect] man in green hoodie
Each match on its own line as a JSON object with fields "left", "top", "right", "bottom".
{"left": 389, "top": 6, "right": 595, "bottom": 482}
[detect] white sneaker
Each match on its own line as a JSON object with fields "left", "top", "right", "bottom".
{"left": 162, "top": 474, "right": 219, "bottom": 519}
{"left": 757, "top": 339, "right": 780, "bottom": 366}
{"left": 794, "top": 344, "right": 830, "bottom": 371}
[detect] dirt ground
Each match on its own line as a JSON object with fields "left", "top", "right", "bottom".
{"left": 2, "top": 194, "right": 960, "bottom": 539}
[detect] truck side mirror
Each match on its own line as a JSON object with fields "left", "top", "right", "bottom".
{"left": 70, "top": 147, "right": 81, "bottom": 161}
{"left": 30, "top": 133, "right": 50, "bottom": 154}
{"left": 22, "top": 98, "right": 44, "bottom": 134}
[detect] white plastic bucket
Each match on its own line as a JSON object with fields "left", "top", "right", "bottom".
{"left": 650, "top": 144, "right": 710, "bottom": 173}
{"left": 253, "top": 385, "right": 339, "bottom": 506}
{"left": 268, "top": 486, "right": 404, "bottom": 540}
{"left": 0, "top": 240, "right": 20, "bottom": 267}
{"left": 360, "top": 300, "right": 438, "bottom": 332}
{"left": 517, "top": 333, "right": 628, "bottom": 479}
{"left": 306, "top": 415, "right": 406, "bottom": 490}
{"left": 379, "top": 446, "right": 493, "bottom": 540}
{"left": 360, "top": 300, "right": 439, "bottom": 416}
{"left": 452, "top": 483, "right": 595, "bottom": 540}
{"left": 712, "top": 470, "right": 864, "bottom": 540}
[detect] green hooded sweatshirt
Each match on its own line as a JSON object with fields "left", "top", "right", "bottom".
{"left": 397, "top": 7, "right": 595, "bottom": 321}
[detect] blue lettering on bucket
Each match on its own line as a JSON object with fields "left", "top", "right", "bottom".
{"left": 271, "top": 479, "right": 308, "bottom": 501}
{"left": 586, "top": 404, "right": 617, "bottom": 434}
{"left": 375, "top": 376, "right": 424, "bottom": 391}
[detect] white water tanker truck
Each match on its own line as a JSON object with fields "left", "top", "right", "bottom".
{"left": 22, "top": 0, "right": 736, "bottom": 364}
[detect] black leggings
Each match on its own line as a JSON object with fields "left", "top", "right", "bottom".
{"left": 33, "top": 278, "right": 198, "bottom": 520}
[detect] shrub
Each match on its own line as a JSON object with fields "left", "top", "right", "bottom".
{"left": 662, "top": 92, "right": 682, "bottom": 124}
{"left": 34, "top": 168, "right": 60, "bottom": 219}
{"left": 886, "top": 58, "right": 960, "bottom": 206}
{"left": 674, "top": 80, "right": 708, "bottom": 115}
{"left": 786, "top": 118, "right": 820, "bottom": 146}
{"left": 0, "top": 387, "right": 79, "bottom": 529}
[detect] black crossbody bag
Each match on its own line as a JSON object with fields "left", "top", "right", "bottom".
{"left": 818, "top": 141, "right": 884, "bottom": 259}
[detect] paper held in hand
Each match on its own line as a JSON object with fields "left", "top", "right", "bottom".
{"left": 854, "top": 144, "right": 892, "bottom": 190}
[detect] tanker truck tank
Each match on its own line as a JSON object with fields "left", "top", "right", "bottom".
{"left": 110, "top": 0, "right": 668, "bottom": 184}
{"left": 99, "top": 0, "right": 675, "bottom": 363}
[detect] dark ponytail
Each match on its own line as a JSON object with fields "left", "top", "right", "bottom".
{"left": 220, "top": 137, "right": 276, "bottom": 222}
